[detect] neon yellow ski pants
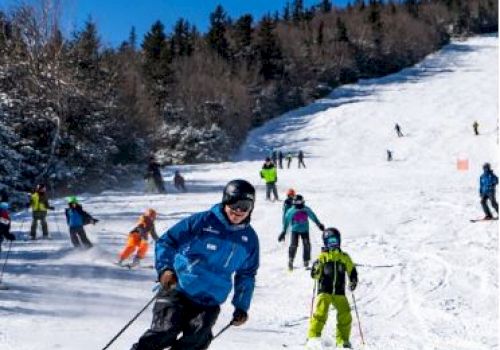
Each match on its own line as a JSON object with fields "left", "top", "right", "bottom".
{"left": 307, "top": 293, "right": 352, "bottom": 345}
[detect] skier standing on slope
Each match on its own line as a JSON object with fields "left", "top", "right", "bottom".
{"left": 145, "top": 156, "right": 166, "bottom": 194}
{"left": 29, "top": 183, "right": 54, "bottom": 240}
{"left": 479, "top": 163, "right": 498, "bottom": 220}
{"left": 260, "top": 157, "right": 279, "bottom": 201}
{"left": 279, "top": 194, "right": 324, "bottom": 270}
{"left": 473, "top": 121, "right": 479, "bottom": 136}
{"left": 298, "top": 150, "right": 306, "bottom": 168}
{"left": 65, "top": 196, "right": 98, "bottom": 248}
{"left": 131, "top": 179, "right": 259, "bottom": 350}
{"left": 306, "top": 228, "right": 358, "bottom": 350}
{"left": 282, "top": 188, "right": 296, "bottom": 224}
{"left": 286, "top": 152, "right": 293, "bottom": 168}
{"left": 118, "top": 209, "right": 159, "bottom": 267}
{"left": 278, "top": 150, "right": 284, "bottom": 169}
{"left": 0, "top": 202, "right": 16, "bottom": 253}
{"left": 394, "top": 123, "right": 404, "bottom": 137}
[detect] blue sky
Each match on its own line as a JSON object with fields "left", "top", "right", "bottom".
{"left": 1, "top": 0, "right": 348, "bottom": 47}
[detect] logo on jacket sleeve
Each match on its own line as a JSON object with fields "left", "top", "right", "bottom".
{"left": 241, "top": 235, "right": 248, "bottom": 242}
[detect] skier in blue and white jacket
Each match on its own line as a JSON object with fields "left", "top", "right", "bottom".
{"left": 132, "top": 179, "right": 260, "bottom": 350}
{"left": 479, "top": 163, "right": 498, "bottom": 219}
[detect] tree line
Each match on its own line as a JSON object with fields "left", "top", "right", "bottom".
{"left": 0, "top": 0, "right": 497, "bottom": 192}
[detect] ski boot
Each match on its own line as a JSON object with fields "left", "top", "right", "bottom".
{"left": 288, "top": 260, "right": 293, "bottom": 272}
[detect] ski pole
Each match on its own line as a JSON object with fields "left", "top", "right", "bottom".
{"left": 0, "top": 240, "right": 13, "bottom": 285}
{"left": 101, "top": 292, "right": 159, "bottom": 350}
{"left": 351, "top": 292, "right": 366, "bottom": 346}
{"left": 212, "top": 322, "right": 232, "bottom": 341}
{"left": 309, "top": 279, "right": 317, "bottom": 319}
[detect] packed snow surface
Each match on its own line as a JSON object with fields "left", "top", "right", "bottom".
{"left": 1, "top": 34, "right": 498, "bottom": 350}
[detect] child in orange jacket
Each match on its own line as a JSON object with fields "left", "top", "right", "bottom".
{"left": 118, "top": 209, "right": 159, "bottom": 266}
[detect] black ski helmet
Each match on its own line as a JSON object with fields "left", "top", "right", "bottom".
{"left": 483, "top": 163, "right": 491, "bottom": 171}
{"left": 293, "top": 194, "right": 305, "bottom": 206}
{"left": 323, "top": 228, "right": 341, "bottom": 249}
{"left": 222, "top": 179, "right": 256, "bottom": 205}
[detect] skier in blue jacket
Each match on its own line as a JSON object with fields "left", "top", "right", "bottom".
{"left": 479, "top": 163, "right": 498, "bottom": 219}
{"left": 279, "top": 194, "right": 324, "bottom": 270}
{"left": 132, "top": 179, "right": 260, "bottom": 350}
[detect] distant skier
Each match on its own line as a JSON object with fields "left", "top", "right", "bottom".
{"left": 479, "top": 163, "right": 498, "bottom": 220}
{"left": 278, "top": 150, "right": 284, "bottom": 169}
{"left": 473, "top": 121, "right": 479, "bottom": 136}
{"left": 0, "top": 202, "right": 16, "bottom": 253}
{"left": 282, "top": 188, "right": 296, "bottom": 224}
{"left": 298, "top": 150, "right": 306, "bottom": 168}
{"left": 279, "top": 194, "right": 324, "bottom": 270}
{"left": 131, "top": 179, "right": 259, "bottom": 350}
{"left": 272, "top": 150, "right": 278, "bottom": 165}
{"left": 387, "top": 149, "right": 393, "bottom": 161}
{"left": 260, "top": 157, "right": 279, "bottom": 201}
{"left": 173, "top": 170, "right": 186, "bottom": 192}
{"left": 145, "top": 156, "right": 166, "bottom": 194}
{"left": 306, "top": 228, "right": 358, "bottom": 349}
{"left": 395, "top": 123, "right": 403, "bottom": 137}
{"left": 286, "top": 152, "right": 293, "bottom": 169}
{"left": 65, "top": 196, "right": 98, "bottom": 248}
{"left": 29, "top": 184, "right": 54, "bottom": 240}
{"left": 118, "top": 209, "right": 159, "bottom": 267}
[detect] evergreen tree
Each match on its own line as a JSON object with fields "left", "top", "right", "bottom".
{"left": 71, "top": 17, "right": 100, "bottom": 74}
{"left": 283, "top": 2, "right": 291, "bottom": 21}
{"left": 317, "top": 21, "right": 324, "bottom": 45}
{"left": 141, "top": 20, "right": 172, "bottom": 111}
{"left": 207, "top": 5, "right": 230, "bottom": 59}
{"left": 368, "top": 0, "right": 383, "bottom": 48}
{"left": 405, "top": 0, "right": 419, "bottom": 18}
{"left": 256, "top": 15, "right": 283, "bottom": 80}
{"left": 129, "top": 26, "right": 137, "bottom": 51}
{"left": 335, "top": 17, "right": 349, "bottom": 42}
{"left": 233, "top": 14, "right": 253, "bottom": 52}
{"left": 292, "top": 0, "right": 304, "bottom": 23}
{"left": 320, "top": 0, "right": 332, "bottom": 13}
{"left": 142, "top": 20, "right": 167, "bottom": 62}
{"left": 172, "top": 18, "right": 193, "bottom": 57}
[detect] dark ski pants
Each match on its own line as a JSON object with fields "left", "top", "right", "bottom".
{"left": 132, "top": 289, "right": 220, "bottom": 350}
{"left": 266, "top": 182, "right": 279, "bottom": 201}
{"left": 298, "top": 159, "right": 306, "bottom": 168}
{"left": 69, "top": 226, "right": 93, "bottom": 248}
{"left": 31, "top": 211, "right": 48, "bottom": 239}
{"left": 481, "top": 193, "right": 499, "bottom": 217}
{"left": 289, "top": 231, "right": 311, "bottom": 264}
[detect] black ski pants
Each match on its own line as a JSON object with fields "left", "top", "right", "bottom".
{"left": 481, "top": 192, "right": 498, "bottom": 217}
{"left": 69, "top": 226, "right": 93, "bottom": 248}
{"left": 298, "top": 159, "right": 306, "bottom": 168}
{"left": 30, "top": 211, "right": 48, "bottom": 238}
{"left": 132, "top": 289, "right": 220, "bottom": 350}
{"left": 289, "top": 231, "right": 311, "bottom": 264}
{"left": 266, "top": 182, "right": 279, "bottom": 201}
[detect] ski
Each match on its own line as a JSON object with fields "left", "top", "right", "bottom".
{"left": 470, "top": 217, "right": 498, "bottom": 223}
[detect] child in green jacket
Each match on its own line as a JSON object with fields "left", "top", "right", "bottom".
{"left": 307, "top": 228, "right": 358, "bottom": 349}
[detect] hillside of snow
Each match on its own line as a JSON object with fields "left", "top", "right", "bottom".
{"left": 1, "top": 34, "right": 498, "bottom": 350}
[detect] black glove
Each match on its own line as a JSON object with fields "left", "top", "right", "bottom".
{"left": 318, "top": 223, "right": 325, "bottom": 231}
{"left": 5, "top": 232, "right": 16, "bottom": 241}
{"left": 231, "top": 308, "right": 248, "bottom": 326}
{"left": 48, "top": 206, "right": 55, "bottom": 210}
{"left": 349, "top": 280, "right": 357, "bottom": 291}
{"left": 92, "top": 219, "right": 99, "bottom": 224}
{"left": 278, "top": 232, "right": 286, "bottom": 242}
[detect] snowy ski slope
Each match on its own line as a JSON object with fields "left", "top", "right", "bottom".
{"left": 1, "top": 34, "right": 498, "bottom": 350}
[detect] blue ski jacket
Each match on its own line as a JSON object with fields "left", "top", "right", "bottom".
{"left": 283, "top": 205, "right": 322, "bottom": 234}
{"left": 480, "top": 171, "right": 498, "bottom": 196}
{"left": 155, "top": 204, "right": 259, "bottom": 311}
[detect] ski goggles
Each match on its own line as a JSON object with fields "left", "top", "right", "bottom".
{"left": 227, "top": 199, "right": 254, "bottom": 212}
{"left": 325, "top": 236, "right": 340, "bottom": 248}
